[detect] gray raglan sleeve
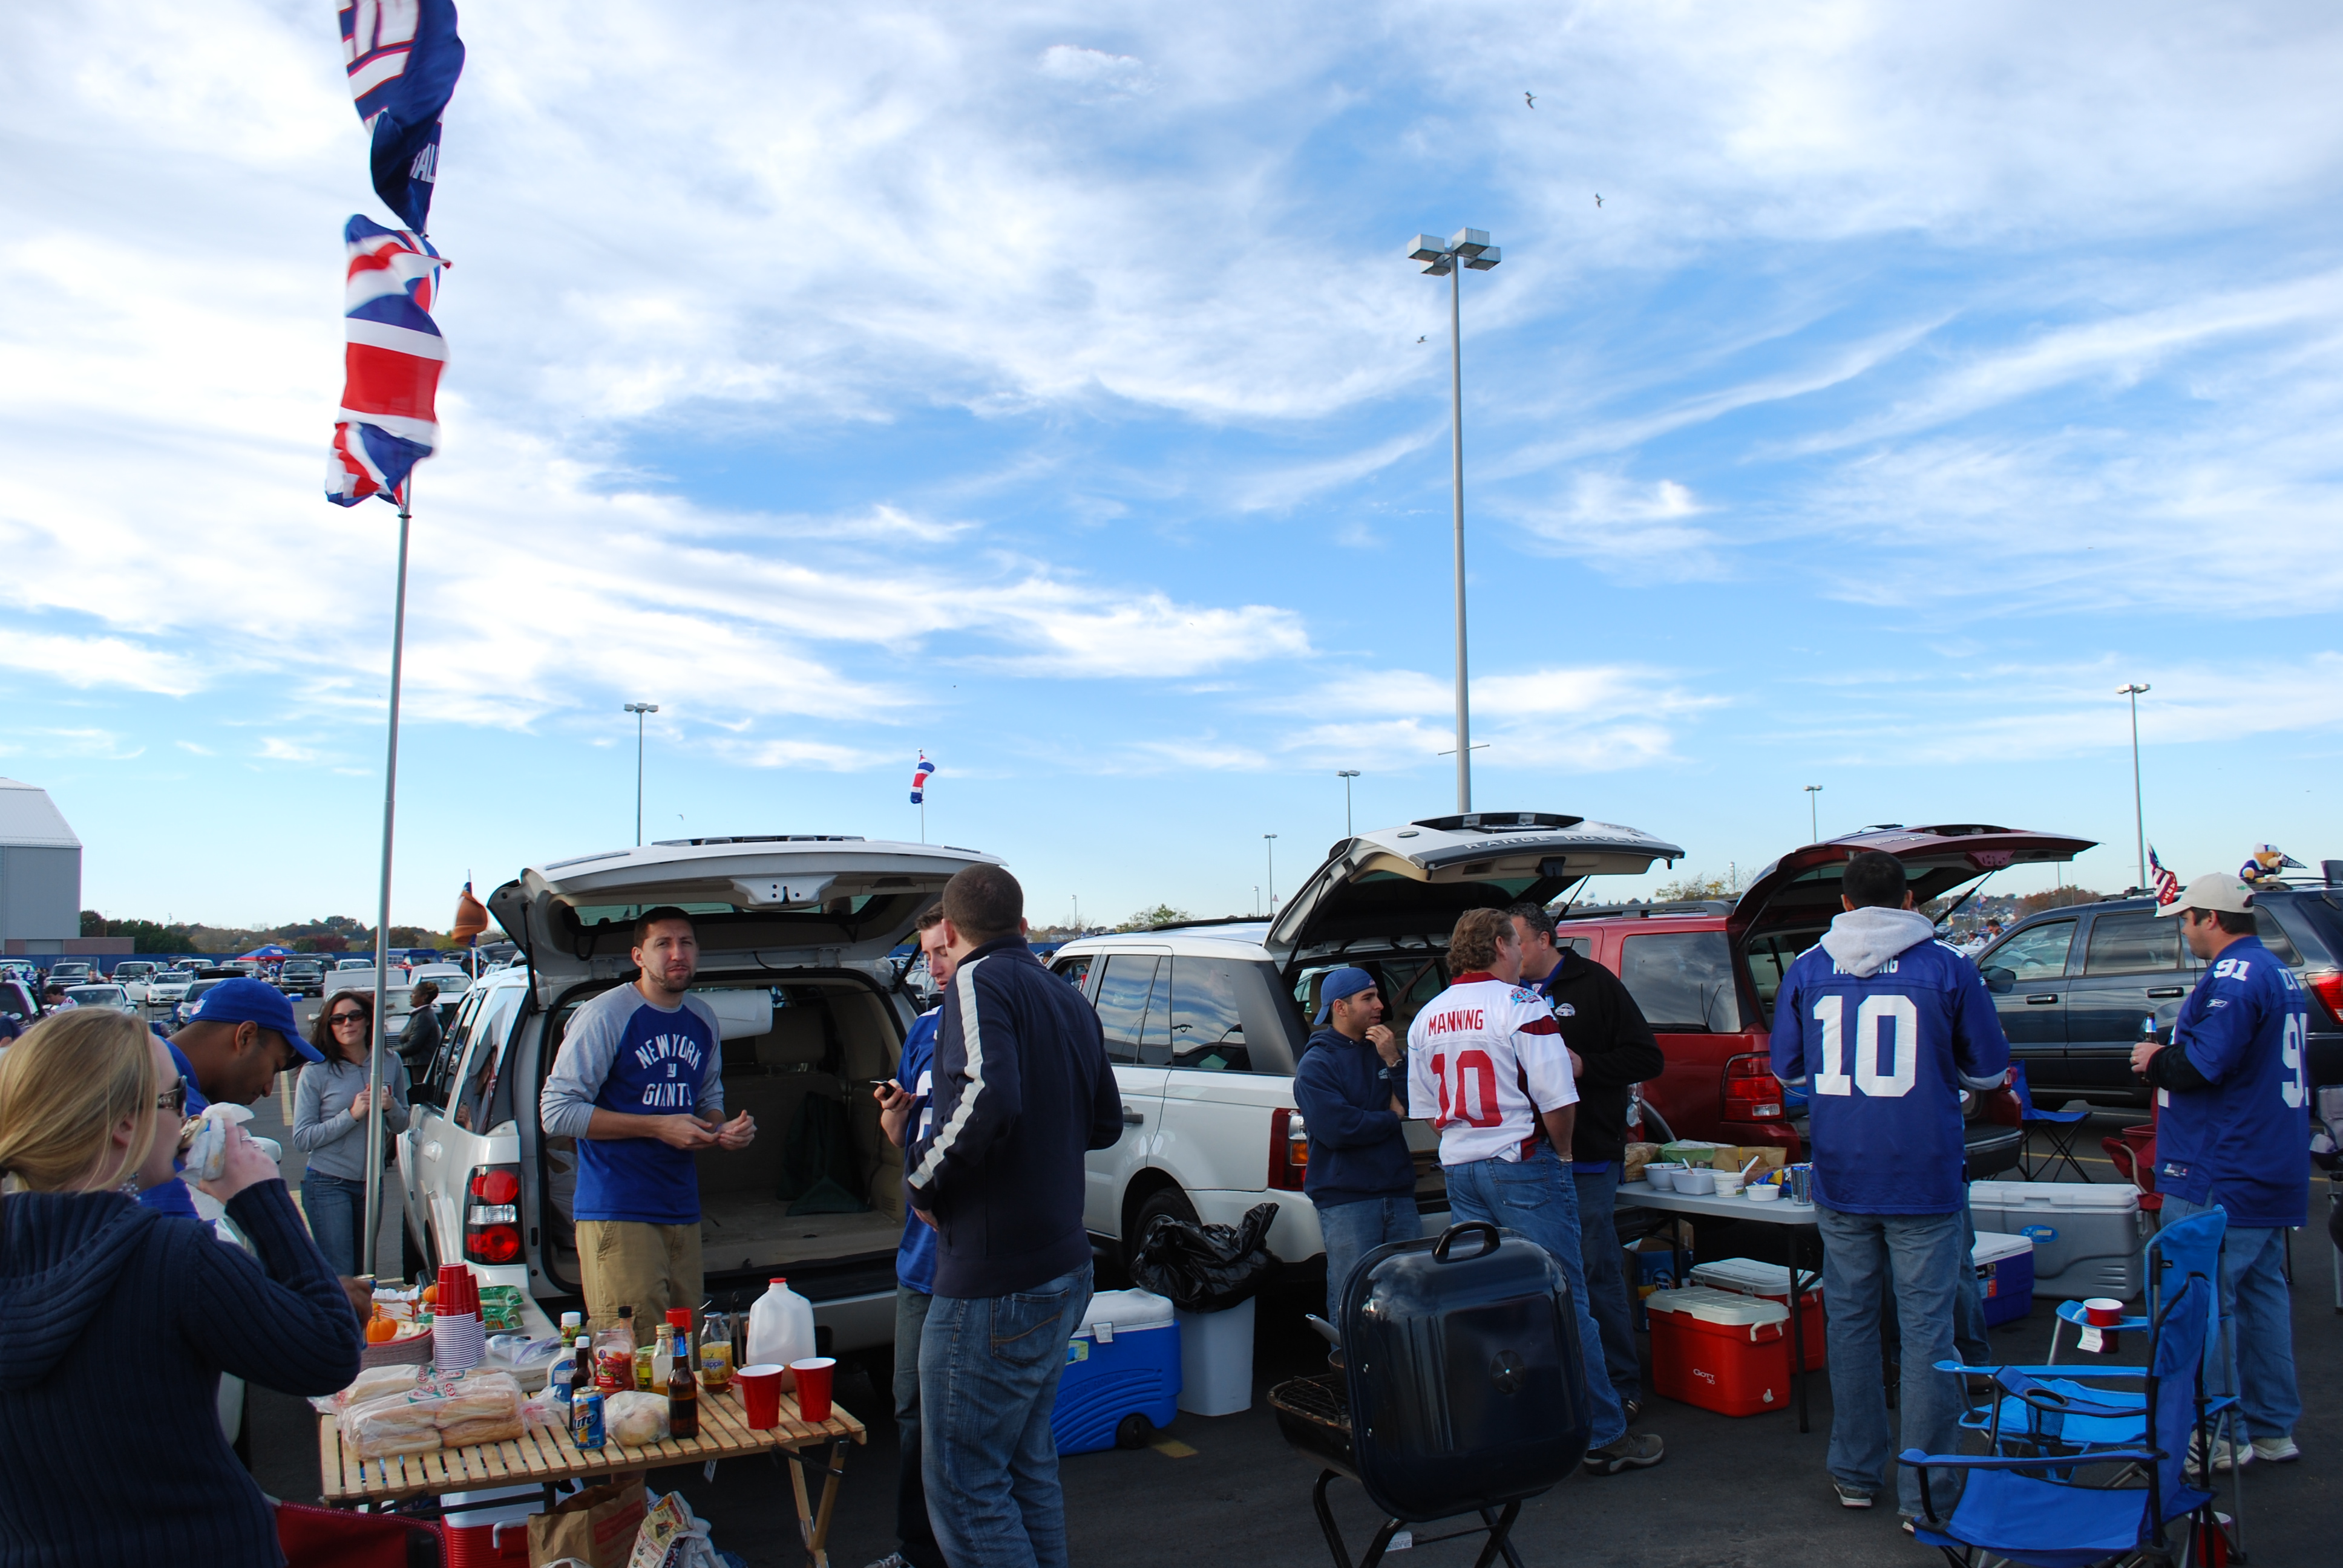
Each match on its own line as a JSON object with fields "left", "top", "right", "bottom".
{"left": 539, "top": 995, "right": 622, "bottom": 1139}
{"left": 686, "top": 995, "right": 727, "bottom": 1120}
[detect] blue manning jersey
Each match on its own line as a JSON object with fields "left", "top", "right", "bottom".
{"left": 2155, "top": 936, "right": 2312, "bottom": 1228}
{"left": 1769, "top": 936, "right": 2011, "bottom": 1215}
{"left": 893, "top": 1010, "right": 940, "bottom": 1294}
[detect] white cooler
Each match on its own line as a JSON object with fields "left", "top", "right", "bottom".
{"left": 1968, "top": 1181, "right": 2146, "bottom": 1300}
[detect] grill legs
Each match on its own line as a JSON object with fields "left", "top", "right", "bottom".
{"left": 1309, "top": 1471, "right": 1527, "bottom": 1568}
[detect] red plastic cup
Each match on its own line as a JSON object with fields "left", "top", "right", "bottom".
{"left": 2083, "top": 1298, "right": 2124, "bottom": 1327}
{"left": 436, "top": 1263, "right": 468, "bottom": 1314}
{"left": 737, "top": 1364, "right": 785, "bottom": 1429}
{"left": 791, "top": 1357, "right": 836, "bottom": 1423}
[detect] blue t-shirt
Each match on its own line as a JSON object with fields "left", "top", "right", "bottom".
{"left": 2155, "top": 937, "right": 2312, "bottom": 1228}
{"left": 1769, "top": 934, "right": 2011, "bottom": 1215}
{"left": 138, "top": 1038, "right": 209, "bottom": 1220}
{"left": 546, "top": 987, "right": 723, "bottom": 1226}
{"left": 893, "top": 1010, "right": 940, "bottom": 1295}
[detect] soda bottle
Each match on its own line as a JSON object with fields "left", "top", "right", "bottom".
{"left": 698, "top": 1312, "right": 733, "bottom": 1391}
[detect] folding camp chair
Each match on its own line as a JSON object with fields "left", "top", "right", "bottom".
{"left": 1904, "top": 1278, "right": 2225, "bottom": 1568}
{"left": 2010, "top": 1062, "right": 2094, "bottom": 1182}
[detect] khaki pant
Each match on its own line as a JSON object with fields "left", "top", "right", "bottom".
{"left": 577, "top": 1219, "right": 704, "bottom": 1333}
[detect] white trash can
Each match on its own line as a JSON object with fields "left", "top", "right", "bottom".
{"left": 1173, "top": 1298, "right": 1255, "bottom": 1417}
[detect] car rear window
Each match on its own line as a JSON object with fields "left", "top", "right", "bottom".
{"left": 2254, "top": 909, "right": 2302, "bottom": 965}
{"left": 1167, "top": 958, "right": 1251, "bottom": 1072}
{"left": 1617, "top": 932, "right": 1743, "bottom": 1033}
{"left": 2083, "top": 912, "right": 2183, "bottom": 974}
{"left": 1095, "top": 953, "right": 1168, "bottom": 1065}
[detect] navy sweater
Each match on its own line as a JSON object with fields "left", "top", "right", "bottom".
{"left": 1293, "top": 1026, "right": 1417, "bottom": 1206}
{"left": 906, "top": 939, "right": 1124, "bottom": 1297}
{"left": 0, "top": 1180, "right": 362, "bottom": 1567}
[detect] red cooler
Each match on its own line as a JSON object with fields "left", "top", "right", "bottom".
{"left": 1645, "top": 1287, "right": 1791, "bottom": 1417}
{"left": 441, "top": 1488, "right": 539, "bottom": 1567}
{"left": 1688, "top": 1257, "right": 1826, "bottom": 1371}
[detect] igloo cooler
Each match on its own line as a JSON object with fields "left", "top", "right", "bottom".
{"left": 1052, "top": 1289, "right": 1181, "bottom": 1454}
{"left": 1645, "top": 1287, "right": 1791, "bottom": 1417}
{"left": 1968, "top": 1181, "right": 2146, "bottom": 1300}
{"left": 1688, "top": 1258, "right": 1825, "bottom": 1371}
{"left": 1971, "top": 1230, "right": 2036, "bottom": 1327}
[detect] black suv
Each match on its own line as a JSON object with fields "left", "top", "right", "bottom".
{"left": 1977, "top": 877, "right": 2343, "bottom": 1105}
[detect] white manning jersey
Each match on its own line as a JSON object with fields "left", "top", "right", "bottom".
{"left": 1406, "top": 973, "right": 1579, "bottom": 1165}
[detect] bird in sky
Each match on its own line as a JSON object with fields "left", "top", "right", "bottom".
{"left": 1524, "top": 91, "right": 1536, "bottom": 108}
{"left": 1594, "top": 193, "right": 1604, "bottom": 207}
{"left": 1416, "top": 335, "right": 1426, "bottom": 343}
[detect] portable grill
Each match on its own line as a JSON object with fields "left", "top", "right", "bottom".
{"left": 1270, "top": 1221, "right": 1591, "bottom": 1568}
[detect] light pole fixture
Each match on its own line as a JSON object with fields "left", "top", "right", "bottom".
{"left": 624, "top": 702, "right": 659, "bottom": 845}
{"left": 1337, "top": 770, "right": 1361, "bottom": 837}
{"left": 2117, "top": 684, "right": 2151, "bottom": 892}
{"left": 1265, "top": 834, "right": 1279, "bottom": 912}
{"left": 1804, "top": 785, "right": 1823, "bottom": 843}
{"left": 1407, "top": 225, "right": 1502, "bottom": 813}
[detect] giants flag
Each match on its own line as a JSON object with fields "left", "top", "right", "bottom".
{"left": 2148, "top": 844, "right": 2179, "bottom": 906}
{"left": 327, "top": 217, "right": 448, "bottom": 507}
{"left": 910, "top": 754, "right": 936, "bottom": 805}
{"left": 340, "top": 0, "right": 466, "bottom": 233}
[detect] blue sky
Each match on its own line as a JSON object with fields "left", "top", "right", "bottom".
{"left": 5, "top": 1, "right": 2342, "bottom": 932}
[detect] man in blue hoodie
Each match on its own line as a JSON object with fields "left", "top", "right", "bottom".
{"left": 1294, "top": 967, "right": 1418, "bottom": 1319}
{"left": 1771, "top": 850, "right": 2010, "bottom": 1527}
{"left": 907, "top": 864, "right": 1124, "bottom": 1568}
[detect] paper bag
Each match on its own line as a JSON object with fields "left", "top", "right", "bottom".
{"left": 530, "top": 1481, "right": 647, "bottom": 1568}
{"left": 1711, "top": 1146, "right": 1787, "bottom": 1174}
{"left": 1622, "top": 1142, "right": 1659, "bottom": 1183}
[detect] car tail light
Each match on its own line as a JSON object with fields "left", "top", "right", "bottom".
{"left": 1722, "top": 1053, "right": 1785, "bottom": 1120}
{"left": 2305, "top": 970, "right": 2343, "bottom": 1027}
{"left": 464, "top": 1163, "right": 523, "bottom": 1264}
{"left": 1269, "top": 1108, "right": 1309, "bottom": 1191}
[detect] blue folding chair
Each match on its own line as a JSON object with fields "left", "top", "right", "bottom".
{"left": 2010, "top": 1061, "right": 2094, "bottom": 1181}
{"left": 1904, "top": 1278, "right": 2222, "bottom": 1567}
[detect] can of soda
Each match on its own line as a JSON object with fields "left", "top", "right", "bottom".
{"left": 573, "top": 1390, "right": 605, "bottom": 1449}
{"left": 1788, "top": 1163, "right": 1814, "bottom": 1204}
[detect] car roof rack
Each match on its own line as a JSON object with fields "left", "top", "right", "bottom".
{"left": 1555, "top": 899, "right": 1734, "bottom": 921}
{"left": 1141, "top": 915, "right": 1271, "bottom": 933}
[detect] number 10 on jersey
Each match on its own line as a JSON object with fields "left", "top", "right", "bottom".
{"left": 1811, "top": 994, "right": 1918, "bottom": 1098}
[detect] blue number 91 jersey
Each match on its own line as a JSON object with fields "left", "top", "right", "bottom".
{"left": 2155, "top": 936, "right": 2312, "bottom": 1228}
{"left": 1769, "top": 938, "right": 2011, "bottom": 1215}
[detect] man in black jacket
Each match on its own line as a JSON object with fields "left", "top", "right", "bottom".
{"left": 907, "top": 864, "right": 1122, "bottom": 1568}
{"left": 1293, "top": 967, "right": 1418, "bottom": 1318}
{"left": 1510, "top": 903, "right": 1665, "bottom": 1419}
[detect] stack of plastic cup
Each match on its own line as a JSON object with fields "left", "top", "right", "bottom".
{"left": 433, "top": 1263, "right": 485, "bottom": 1374}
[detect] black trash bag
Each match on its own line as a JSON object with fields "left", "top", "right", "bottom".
{"left": 1129, "top": 1201, "right": 1281, "bottom": 1314}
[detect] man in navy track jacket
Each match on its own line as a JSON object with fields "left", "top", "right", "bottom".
{"left": 1293, "top": 967, "right": 1418, "bottom": 1319}
{"left": 906, "top": 863, "right": 1122, "bottom": 1568}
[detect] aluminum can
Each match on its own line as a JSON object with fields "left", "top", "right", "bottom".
{"left": 573, "top": 1390, "right": 605, "bottom": 1449}
{"left": 1788, "top": 1163, "right": 1814, "bottom": 1204}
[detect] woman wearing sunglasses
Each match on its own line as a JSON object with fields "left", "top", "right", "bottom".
{"left": 0, "top": 1008, "right": 360, "bottom": 1563}
{"left": 290, "top": 993, "right": 410, "bottom": 1276}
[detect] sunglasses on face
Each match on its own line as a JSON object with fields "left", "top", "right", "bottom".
{"left": 156, "top": 1078, "right": 187, "bottom": 1115}
{"left": 330, "top": 1011, "right": 367, "bottom": 1027}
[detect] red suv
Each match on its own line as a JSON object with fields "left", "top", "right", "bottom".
{"left": 1558, "top": 823, "right": 2089, "bottom": 1174}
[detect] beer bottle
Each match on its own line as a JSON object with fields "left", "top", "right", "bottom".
{"left": 667, "top": 1327, "right": 700, "bottom": 1440}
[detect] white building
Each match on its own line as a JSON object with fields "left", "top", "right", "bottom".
{"left": 0, "top": 780, "right": 82, "bottom": 954}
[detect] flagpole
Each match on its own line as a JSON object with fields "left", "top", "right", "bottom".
{"left": 362, "top": 485, "right": 412, "bottom": 1279}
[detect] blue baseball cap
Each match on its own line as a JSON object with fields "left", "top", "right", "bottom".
{"left": 1313, "top": 967, "right": 1379, "bottom": 1026}
{"left": 188, "top": 978, "right": 326, "bottom": 1062}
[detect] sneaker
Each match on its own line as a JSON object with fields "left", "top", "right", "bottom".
{"left": 1899, "top": 1517, "right": 1918, "bottom": 1537}
{"left": 1833, "top": 1481, "right": 1876, "bottom": 1509}
{"left": 2187, "top": 1433, "right": 2254, "bottom": 1475}
{"left": 1582, "top": 1432, "right": 1665, "bottom": 1474}
{"left": 2250, "top": 1435, "right": 2300, "bottom": 1463}
{"left": 1620, "top": 1397, "right": 1643, "bottom": 1423}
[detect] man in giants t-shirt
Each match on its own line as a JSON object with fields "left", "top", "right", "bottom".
{"left": 539, "top": 909, "right": 757, "bottom": 1329}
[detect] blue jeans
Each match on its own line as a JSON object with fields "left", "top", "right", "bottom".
{"left": 1815, "top": 1206, "right": 1967, "bottom": 1518}
{"left": 920, "top": 1265, "right": 1092, "bottom": 1568}
{"left": 1317, "top": 1192, "right": 1422, "bottom": 1321}
{"left": 1955, "top": 1201, "right": 1991, "bottom": 1364}
{"left": 2161, "top": 1195, "right": 2300, "bottom": 1439}
{"left": 1573, "top": 1165, "right": 1641, "bottom": 1406}
{"left": 1442, "top": 1146, "right": 1626, "bottom": 1448}
{"left": 301, "top": 1171, "right": 364, "bottom": 1277}
{"left": 894, "top": 1287, "right": 946, "bottom": 1568}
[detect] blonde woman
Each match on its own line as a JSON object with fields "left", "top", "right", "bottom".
{"left": 0, "top": 1010, "right": 361, "bottom": 1565}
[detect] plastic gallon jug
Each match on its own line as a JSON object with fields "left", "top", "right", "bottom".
{"left": 746, "top": 1278, "right": 815, "bottom": 1388}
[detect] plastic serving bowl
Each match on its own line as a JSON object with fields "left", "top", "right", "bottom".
{"left": 1745, "top": 1183, "right": 1782, "bottom": 1202}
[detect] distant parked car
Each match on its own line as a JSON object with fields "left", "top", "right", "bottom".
{"left": 277, "top": 959, "right": 327, "bottom": 998}
{"left": 65, "top": 985, "right": 139, "bottom": 1017}
{"left": 112, "top": 962, "right": 162, "bottom": 1003}
{"left": 45, "top": 962, "right": 95, "bottom": 987}
{"left": 146, "top": 970, "right": 197, "bottom": 1008}
{"left": 175, "top": 978, "right": 235, "bottom": 1027}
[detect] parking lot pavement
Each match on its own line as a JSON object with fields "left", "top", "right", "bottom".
{"left": 247, "top": 1203, "right": 2338, "bottom": 1568}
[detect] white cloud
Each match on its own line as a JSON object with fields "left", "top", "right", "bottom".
{"left": 1513, "top": 472, "right": 1725, "bottom": 578}
{"left": 0, "top": 627, "right": 205, "bottom": 694}
{"left": 1037, "top": 45, "right": 1152, "bottom": 95}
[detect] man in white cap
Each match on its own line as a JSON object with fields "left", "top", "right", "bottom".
{"left": 2131, "top": 873, "right": 2311, "bottom": 1469}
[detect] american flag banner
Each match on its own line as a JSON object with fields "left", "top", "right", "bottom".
{"left": 340, "top": 0, "right": 466, "bottom": 233}
{"left": 910, "top": 753, "right": 936, "bottom": 805}
{"left": 326, "top": 216, "right": 448, "bottom": 508}
{"left": 2148, "top": 844, "right": 2180, "bottom": 906}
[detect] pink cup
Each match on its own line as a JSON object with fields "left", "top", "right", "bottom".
{"left": 2083, "top": 1298, "right": 2124, "bottom": 1327}
{"left": 791, "top": 1357, "right": 836, "bottom": 1423}
{"left": 737, "top": 1363, "right": 786, "bottom": 1429}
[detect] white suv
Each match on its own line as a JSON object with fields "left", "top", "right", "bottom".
{"left": 1054, "top": 811, "right": 1682, "bottom": 1276}
{"left": 396, "top": 834, "right": 997, "bottom": 1357}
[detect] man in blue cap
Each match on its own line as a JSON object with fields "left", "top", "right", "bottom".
{"left": 1293, "top": 967, "right": 1420, "bottom": 1319}
{"left": 141, "top": 977, "right": 324, "bottom": 1221}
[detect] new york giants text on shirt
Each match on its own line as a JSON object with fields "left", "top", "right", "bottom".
{"left": 631, "top": 1030, "right": 708, "bottom": 1109}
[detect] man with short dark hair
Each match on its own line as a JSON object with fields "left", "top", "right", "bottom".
{"left": 146, "top": 978, "right": 327, "bottom": 1221}
{"left": 1771, "top": 849, "right": 2009, "bottom": 1526}
{"left": 1508, "top": 903, "right": 1663, "bottom": 1420}
{"left": 539, "top": 907, "right": 758, "bottom": 1328}
{"left": 400, "top": 979, "right": 444, "bottom": 1078}
{"left": 908, "top": 865, "right": 1123, "bottom": 1568}
{"left": 1293, "top": 967, "right": 1418, "bottom": 1319}
{"left": 2131, "top": 873, "right": 2310, "bottom": 1468}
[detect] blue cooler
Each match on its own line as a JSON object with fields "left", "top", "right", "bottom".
{"left": 1973, "top": 1230, "right": 2036, "bottom": 1327}
{"left": 1052, "top": 1288, "right": 1181, "bottom": 1454}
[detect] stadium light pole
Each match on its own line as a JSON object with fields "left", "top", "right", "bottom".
{"left": 624, "top": 703, "right": 658, "bottom": 845}
{"left": 1337, "top": 770, "right": 1361, "bottom": 838}
{"left": 1265, "top": 834, "right": 1279, "bottom": 912}
{"left": 1804, "top": 785, "right": 1823, "bottom": 843}
{"left": 2118, "top": 684, "right": 2151, "bottom": 891}
{"left": 1408, "top": 227, "right": 1501, "bottom": 812}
